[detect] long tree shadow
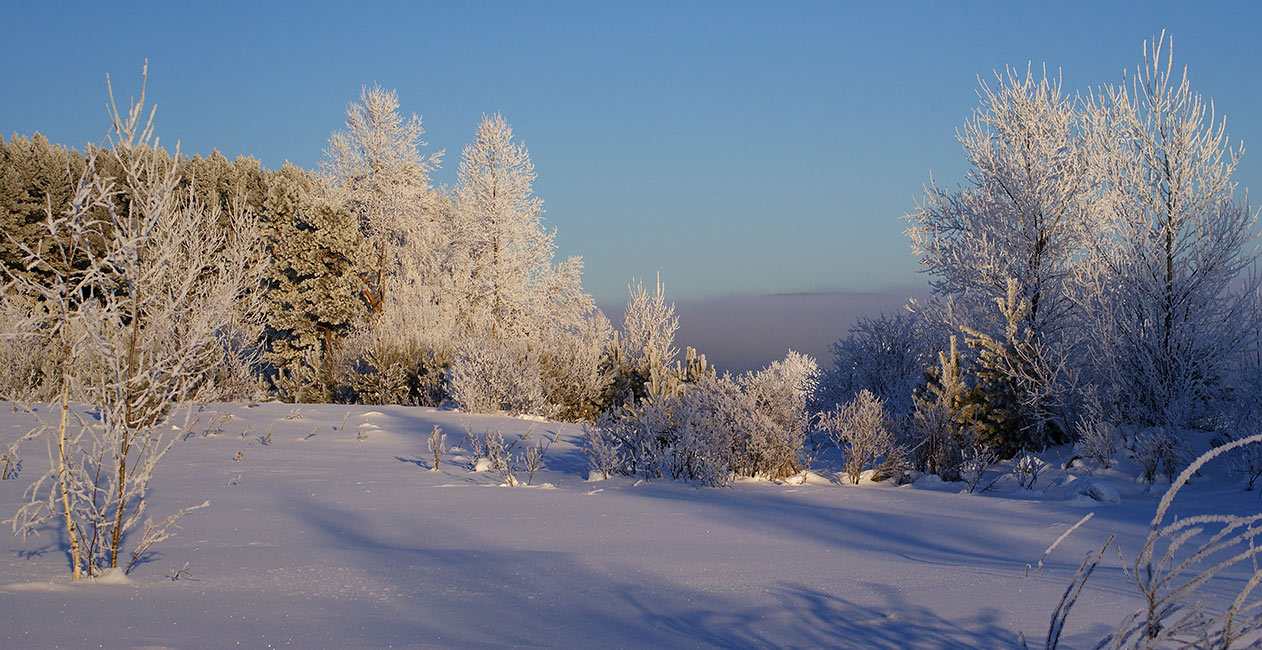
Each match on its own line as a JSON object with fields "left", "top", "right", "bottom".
{"left": 617, "top": 581, "right": 1015, "bottom": 649}
{"left": 276, "top": 488, "right": 1038, "bottom": 649}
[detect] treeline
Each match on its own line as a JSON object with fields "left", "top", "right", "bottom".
{"left": 0, "top": 79, "right": 818, "bottom": 451}
{"left": 0, "top": 88, "right": 622, "bottom": 420}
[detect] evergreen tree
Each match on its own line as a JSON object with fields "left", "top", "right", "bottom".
{"left": 960, "top": 279, "right": 1068, "bottom": 457}
{"left": 0, "top": 133, "right": 88, "bottom": 283}
{"left": 262, "top": 164, "right": 369, "bottom": 402}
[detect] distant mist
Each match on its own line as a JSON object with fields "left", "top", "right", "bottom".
{"left": 600, "top": 287, "right": 926, "bottom": 375}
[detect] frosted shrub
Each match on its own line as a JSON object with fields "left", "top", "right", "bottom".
{"left": 536, "top": 276, "right": 613, "bottom": 422}
{"left": 0, "top": 297, "right": 58, "bottom": 402}
{"left": 520, "top": 440, "right": 548, "bottom": 485}
{"left": 907, "top": 402, "right": 965, "bottom": 481}
{"left": 350, "top": 332, "right": 412, "bottom": 406}
{"left": 1228, "top": 443, "right": 1262, "bottom": 490}
{"left": 872, "top": 441, "right": 913, "bottom": 484}
{"left": 584, "top": 351, "right": 818, "bottom": 486}
{"left": 960, "top": 444, "right": 997, "bottom": 493}
{"left": 733, "top": 351, "right": 819, "bottom": 479}
{"left": 1134, "top": 426, "right": 1188, "bottom": 484}
{"left": 671, "top": 373, "right": 740, "bottom": 486}
{"left": 1075, "top": 417, "right": 1123, "bottom": 469}
{"left": 427, "top": 425, "right": 446, "bottom": 470}
{"left": 820, "top": 390, "right": 896, "bottom": 485}
{"left": 581, "top": 417, "right": 626, "bottom": 480}
{"left": 1012, "top": 452, "right": 1045, "bottom": 490}
{"left": 465, "top": 429, "right": 488, "bottom": 463}
{"left": 448, "top": 337, "right": 549, "bottom": 416}
{"left": 819, "top": 311, "right": 931, "bottom": 416}
{"left": 482, "top": 431, "right": 515, "bottom": 485}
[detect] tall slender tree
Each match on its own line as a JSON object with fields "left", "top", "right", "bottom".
{"left": 1078, "top": 33, "right": 1258, "bottom": 426}
{"left": 451, "top": 113, "right": 552, "bottom": 340}
{"left": 321, "top": 84, "right": 442, "bottom": 318}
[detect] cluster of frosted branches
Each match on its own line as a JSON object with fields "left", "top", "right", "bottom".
{"left": 3, "top": 64, "right": 262, "bottom": 579}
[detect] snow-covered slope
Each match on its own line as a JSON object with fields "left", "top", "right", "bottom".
{"left": 0, "top": 402, "right": 1255, "bottom": 648}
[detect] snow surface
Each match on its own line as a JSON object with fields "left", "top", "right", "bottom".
{"left": 1, "top": 402, "right": 1257, "bottom": 649}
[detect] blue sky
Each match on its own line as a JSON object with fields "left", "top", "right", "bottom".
{"left": 3, "top": 0, "right": 1260, "bottom": 310}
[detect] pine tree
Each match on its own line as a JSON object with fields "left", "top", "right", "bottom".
{"left": 0, "top": 133, "right": 89, "bottom": 283}
{"left": 262, "top": 164, "right": 369, "bottom": 402}
{"left": 960, "top": 279, "right": 1068, "bottom": 457}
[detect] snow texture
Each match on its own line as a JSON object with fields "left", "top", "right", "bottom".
{"left": 3, "top": 402, "right": 1259, "bottom": 648}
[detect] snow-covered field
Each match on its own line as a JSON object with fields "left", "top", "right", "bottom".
{"left": 0, "top": 402, "right": 1256, "bottom": 649}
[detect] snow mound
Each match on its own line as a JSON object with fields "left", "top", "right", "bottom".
{"left": 1075, "top": 479, "right": 1121, "bottom": 504}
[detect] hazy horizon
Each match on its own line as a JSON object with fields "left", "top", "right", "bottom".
{"left": 600, "top": 286, "right": 925, "bottom": 374}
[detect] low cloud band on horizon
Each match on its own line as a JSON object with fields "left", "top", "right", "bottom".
{"left": 599, "top": 287, "right": 925, "bottom": 375}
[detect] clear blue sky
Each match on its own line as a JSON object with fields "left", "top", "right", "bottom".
{"left": 3, "top": 0, "right": 1260, "bottom": 306}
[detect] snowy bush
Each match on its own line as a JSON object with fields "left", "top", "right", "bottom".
{"left": 582, "top": 351, "right": 819, "bottom": 486}
{"left": 819, "top": 390, "right": 897, "bottom": 485}
{"left": 537, "top": 306, "right": 612, "bottom": 422}
{"left": 733, "top": 351, "right": 819, "bottom": 479}
{"left": 1012, "top": 452, "right": 1046, "bottom": 490}
{"left": 1133, "top": 426, "right": 1188, "bottom": 485}
{"left": 581, "top": 417, "right": 626, "bottom": 480}
{"left": 960, "top": 444, "right": 997, "bottom": 493}
{"left": 819, "top": 310, "right": 932, "bottom": 416}
{"left": 1075, "top": 417, "right": 1123, "bottom": 470}
{"left": 448, "top": 336, "right": 549, "bottom": 417}
{"left": 0, "top": 296, "right": 59, "bottom": 402}
{"left": 907, "top": 402, "right": 965, "bottom": 482}
{"left": 1227, "top": 442, "right": 1262, "bottom": 491}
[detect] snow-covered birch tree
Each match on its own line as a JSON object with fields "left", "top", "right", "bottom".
{"left": 1077, "top": 33, "right": 1259, "bottom": 427}
{"left": 6, "top": 65, "right": 261, "bottom": 577}
{"left": 905, "top": 65, "right": 1091, "bottom": 343}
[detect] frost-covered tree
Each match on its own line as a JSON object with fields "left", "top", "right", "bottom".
{"left": 909, "top": 336, "right": 976, "bottom": 479}
{"left": 262, "top": 164, "right": 369, "bottom": 402}
{"left": 1077, "top": 33, "right": 1259, "bottom": 427}
{"left": 0, "top": 133, "right": 89, "bottom": 286}
{"left": 819, "top": 390, "right": 897, "bottom": 485}
{"left": 960, "top": 278, "right": 1072, "bottom": 456}
{"left": 600, "top": 277, "right": 680, "bottom": 412}
{"left": 535, "top": 258, "right": 613, "bottom": 421}
{"left": 7, "top": 65, "right": 260, "bottom": 577}
{"left": 322, "top": 84, "right": 443, "bottom": 318}
{"left": 819, "top": 309, "right": 932, "bottom": 416}
{"left": 451, "top": 113, "right": 552, "bottom": 340}
{"left": 905, "top": 65, "right": 1090, "bottom": 345}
